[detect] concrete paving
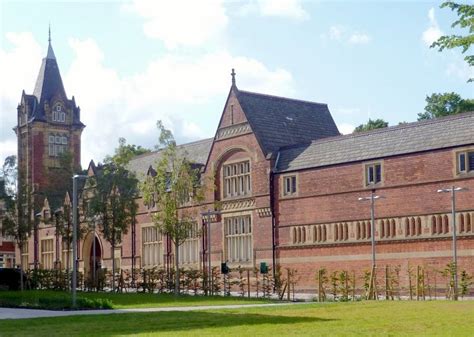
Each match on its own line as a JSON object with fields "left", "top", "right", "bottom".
{"left": 0, "top": 302, "right": 309, "bottom": 320}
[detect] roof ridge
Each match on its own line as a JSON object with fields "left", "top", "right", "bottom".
{"left": 238, "top": 89, "right": 327, "bottom": 107}
{"left": 130, "top": 137, "right": 214, "bottom": 161}
{"left": 279, "top": 111, "right": 474, "bottom": 152}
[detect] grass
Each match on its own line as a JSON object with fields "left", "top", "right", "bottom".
{"left": 0, "top": 290, "right": 272, "bottom": 310}
{"left": 1, "top": 301, "right": 473, "bottom": 336}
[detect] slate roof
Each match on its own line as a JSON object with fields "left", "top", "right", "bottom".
{"left": 236, "top": 89, "right": 340, "bottom": 156}
{"left": 127, "top": 138, "right": 213, "bottom": 180}
{"left": 276, "top": 111, "right": 474, "bottom": 172}
{"left": 24, "top": 42, "right": 84, "bottom": 127}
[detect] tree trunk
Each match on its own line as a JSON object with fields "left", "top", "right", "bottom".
{"left": 19, "top": 243, "right": 24, "bottom": 291}
{"left": 112, "top": 241, "right": 115, "bottom": 292}
{"left": 175, "top": 242, "right": 180, "bottom": 295}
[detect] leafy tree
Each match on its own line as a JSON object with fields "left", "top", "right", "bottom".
{"left": 141, "top": 121, "right": 205, "bottom": 294}
{"left": 86, "top": 163, "right": 138, "bottom": 291}
{"left": 0, "top": 155, "right": 17, "bottom": 196}
{"left": 1, "top": 185, "right": 32, "bottom": 290}
{"left": 431, "top": 2, "right": 474, "bottom": 82}
{"left": 105, "top": 137, "right": 151, "bottom": 166}
{"left": 353, "top": 118, "right": 388, "bottom": 133}
{"left": 418, "top": 92, "right": 474, "bottom": 120}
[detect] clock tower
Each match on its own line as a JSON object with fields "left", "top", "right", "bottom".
{"left": 15, "top": 29, "right": 85, "bottom": 215}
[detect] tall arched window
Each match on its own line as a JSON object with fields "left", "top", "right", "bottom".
{"left": 416, "top": 217, "right": 422, "bottom": 236}
{"left": 334, "top": 224, "right": 339, "bottom": 241}
{"left": 405, "top": 218, "right": 410, "bottom": 236}
{"left": 443, "top": 215, "right": 449, "bottom": 234}
{"left": 459, "top": 214, "right": 465, "bottom": 233}
{"left": 356, "top": 222, "right": 361, "bottom": 240}
{"left": 361, "top": 222, "right": 366, "bottom": 239}
{"left": 367, "top": 221, "right": 371, "bottom": 239}
{"left": 302, "top": 227, "right": 306, "bottom": 243}
{"left": 467, "top": 213, "right": 472, "bottom": 232}
{"left": 391, "top": 219, "right": 396, "bottom": 238}
{"left": 431, "top": 216, "right": 436, "bottom": 235}
{"left": 410, "top": 218, "right": 416, "bottom": 236}
{"left": 437, "top": 215, "right": 443, "bottom": 234}
{"left": 380, "top": 220, "right": 385, "bottom": 238}
{"left": 322, "top": 225, "right": 327, "bottom": 242}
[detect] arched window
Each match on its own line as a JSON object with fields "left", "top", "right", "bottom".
{"left": 293, "top": 228, "right": 297, "bottom": 244}
{"left": 437, "top": 215, "right": 443, "bottom": 234}
{"left": 443, "top": 215, "right": 449, "bottom": 234}
{"left": 380, "top": 220, "right": 385, "bottom": 238}
{"left": 302, "top": 227, "right": 306, "bottom": 243}
{"left": 367, "top": 221, "right": 371, "bottom": 239}
{"left": 322, "top": 225, "right": 327, "bottom": 242}
{"left": 356, "top": 222, "right": 361, "bottom": 240}
{"left": 431, "top": 216, "right": 436, "bottom": 235}
{"left": 344, "top": 223, "right": 348, "bottom": 241}
{"left": 416, "top": 217, "right": 422, "bottom": 236}
{"left": 391, "top": 219, "right": 396, "bottom": 238}
{"left": 361, "top": 221, "right": 366, "bottom": 239}
{"left": 459, "top": 214, "right": 465, "bottom": 233}
{"left": 405, "top": 218, "right": 410, "bottom": 236}
{"left": 409, "top": 218, "right": 414, "bottom": 236}
{"left": 385, "top": 220, "right": 390, "bottom": 238}
{"left": 467, "top": 213, "right": 472, "bottom": 233}
{"left": 334, "top": 224, "right": 339, "bottom": 241}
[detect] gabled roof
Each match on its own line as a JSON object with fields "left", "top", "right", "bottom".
{"left": 127, "top": 138, "right": 213, "bottom": 181}
{"left": 276, "top": 111, "right": 474, "bottom": 172}
{"left": 236, "top": 89, "right": 340, "bottom": 156}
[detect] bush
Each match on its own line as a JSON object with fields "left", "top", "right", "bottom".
{"left": 0, "top": 291, "right": 113, "bottom": 310}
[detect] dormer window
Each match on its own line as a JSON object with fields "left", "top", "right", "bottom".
{"left": 52, "top": 104, "right": 66, "bottom": 122}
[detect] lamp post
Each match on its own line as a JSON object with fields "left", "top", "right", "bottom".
{"left": 437, "top": 186, "right": 468, "bottom": 300}
{"left": 72, "top": 174, "right": 87, "bottom": 307}
{"left": 358, "top": 191, "right": 382, "bottom": 271}
{"left": 201, "top": 209, "right": 220, "bottom": 295}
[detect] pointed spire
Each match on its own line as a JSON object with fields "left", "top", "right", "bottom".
{"left": 46, "top": 24, "right": 56, "bottom": 60}
{"left": 231, "top": 68, "right": 236, "bottom": 87}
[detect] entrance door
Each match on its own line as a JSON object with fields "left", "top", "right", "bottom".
{"left": 89, "top": 236, "right": 102, "bottom": 283}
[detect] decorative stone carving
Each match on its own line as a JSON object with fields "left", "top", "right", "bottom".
{"left": 221, "top": 198, "right": 255, "bottom": 212}
{"left": 257, "top": 207, "right": 272, "bottom": 217}
{"left": 216, "top": 122, "right": 251, "bottom": 140}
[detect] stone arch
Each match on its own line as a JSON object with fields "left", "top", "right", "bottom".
{"left": 82, "top": 230, "right": 104, "bottom": 277}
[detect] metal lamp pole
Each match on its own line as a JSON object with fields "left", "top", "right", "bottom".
{"left": 437, "top": 186, "right": 467, "bottom": 300}
{"left": 358, "top": 191, "right": 382, "bottom": 271}
{"left": 201, "top": 210, "right": 220, "bottom": 295}
{"left": 72, "top": 174, "right": 87, "bottom": 307}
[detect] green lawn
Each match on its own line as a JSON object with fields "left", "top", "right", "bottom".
{"left": 1, "top": 301, "right": 473, "bottom": 336}
{"left": 0, "top": 290, "right": 272, "bottom": 310}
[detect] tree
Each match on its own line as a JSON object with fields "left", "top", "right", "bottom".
{"left": 0, "top": 155, "right": 17, "bottom": 196}
{"left": 105, "top": 137, "right": 151, "bottom": 167}
{"left": 141, "top": 121, "right": 205, "bottom": 294}
{"left": 1, "top": 186, "right": 32, "bottom": 290}
{"left": 418, "top": 92, "right": 474, "bottom": 120}
{"left": 431, "top": 2, "right": 474, "bottom": 82}
{"left": 86, "top": 163, "right": 138, "bottom": 291}
{"left": 353, "top": 119, "right": 389, "bottom": 133}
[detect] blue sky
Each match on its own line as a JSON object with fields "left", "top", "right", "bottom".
{"left": 1, "top": 0, "right": 472, "bottom": 168}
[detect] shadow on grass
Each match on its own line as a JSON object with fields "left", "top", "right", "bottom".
{"left": 0, "top": 310, "right": 334, "bottom": 337}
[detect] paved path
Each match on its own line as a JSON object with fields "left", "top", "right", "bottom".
{"left": 0, "top": 302, "right": 308, "bottom": 320}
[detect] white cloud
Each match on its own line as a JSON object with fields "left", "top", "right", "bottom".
{"left": 0, "top": 32, "right": 44, "bottom": 162}
{"left": 337, "top": 123, "right": 355, "bottom": 135}
{"left": 329, "top": 25, "right": 344, "bottom": 40}
{"left": 123, "top": 0, "right": 228, "bottom": 49}
{"left": 348, "top": 33, "right": 371, "bottom": 45}
{"left": 446, "top": 57, "right": 474, "bottom": 81}
{"left": 422, "top": 7, "right": 443, "bottom": 46}
{"left": 322, "top": 25, "right": 371, "bottom": 45}
{"left": 257, "top": 0, "right": 309, "bottom": 20}
{"left": 63, "top": 39, "right": 294, "bottom": 167}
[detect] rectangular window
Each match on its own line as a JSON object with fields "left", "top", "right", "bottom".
{"left": 457, "top": 151, "right": 474, "bottom": 173}
{"left": 224, "top": 215, "right": 252, "bottom": 263}
{"left": 223, "top": 161, "right": 251, "bottom": 198}
{"left": 365, "top": 163, "right": 382, "bottom": 185}
{"left": 40, "top": 238, "right": 54, "bottom": 270}
{"left": 61, "top": 241, "right": 73, "bottom": 270}
{"left": 283, "top": 175, "right": 297, "bottom": 196}
{"left": 142, "top": 226, "right": 163, "bottom": 268}
{"left": 178, "top": 223, "right": 200, "bottom": 265}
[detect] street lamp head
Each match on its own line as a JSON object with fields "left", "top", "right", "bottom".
{"left": 73, "top": 174, "right": 88, "bottom": 180}
{"left": 454, "top": 187, "right": 468, "bottom": 192}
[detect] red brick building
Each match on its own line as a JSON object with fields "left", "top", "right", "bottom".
{"left": 17, "top": 40, "right": 474, "bottom": 292}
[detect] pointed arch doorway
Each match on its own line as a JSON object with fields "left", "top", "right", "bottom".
{"left": 83, "top": 231, "right": 103, "bottom": 283}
